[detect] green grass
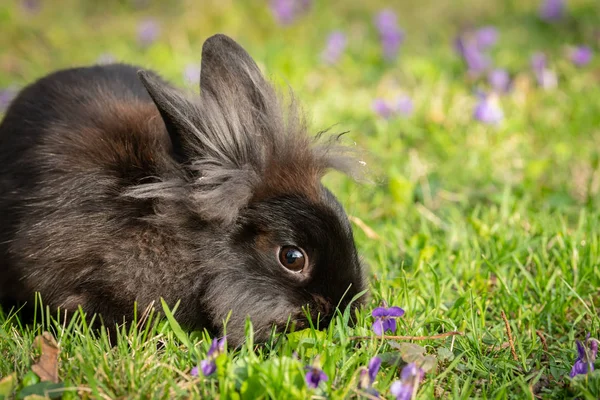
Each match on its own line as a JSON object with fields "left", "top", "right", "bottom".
{"left": 2, "top": 0, "right": 600, "bottom": 398}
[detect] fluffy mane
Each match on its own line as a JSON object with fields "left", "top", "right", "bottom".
{"left": 125, "top": 34, "right": 362, "bottom": 224}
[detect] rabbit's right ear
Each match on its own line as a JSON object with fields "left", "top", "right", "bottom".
{"left": 138, "top": 71, "right": 197, "bottom": 162}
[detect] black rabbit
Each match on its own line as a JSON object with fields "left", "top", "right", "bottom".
{"left": 0, "top": 34, "right": 367, "bottom": 346}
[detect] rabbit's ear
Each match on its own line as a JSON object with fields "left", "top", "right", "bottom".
{"left": 138, "top": 70, "right": 195, "bottom": 162}
{"left": 199, "top": 34, "right": 272, "bottom": 111}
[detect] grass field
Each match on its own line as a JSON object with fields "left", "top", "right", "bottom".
{"left": 1, "top": 0, "right": 600, "bottom": 398}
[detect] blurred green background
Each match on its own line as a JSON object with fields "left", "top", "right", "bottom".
{"left": 2, "top": 0, "right": 600, "bottom": 398}
{"left": 3, "top": 0, "right": 599, "bottom": 220}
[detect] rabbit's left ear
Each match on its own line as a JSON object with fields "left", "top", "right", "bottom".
{"left": 199, "top": 34, "right": 274, "bottom": 116}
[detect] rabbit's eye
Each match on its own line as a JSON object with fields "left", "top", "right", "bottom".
{"left": 278, "top": 246, "right": 307, "bottom": 272}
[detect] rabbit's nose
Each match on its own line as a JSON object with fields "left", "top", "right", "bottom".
{"left": 306, "top": 294, "right": 337, "bottom": 328}
{"left": 311, "top": 293, "right": 332, "bottom": 317}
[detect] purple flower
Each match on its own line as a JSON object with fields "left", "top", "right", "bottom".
{"left": 372, "top": 306, "right": 404, "bottom": 335}
{"left": 269, "top": 0, "right": 311, "bottom": 26}
{"left": 395, "top": 95, "right": 414, "bottom": 116}
{"left": 321, "top": 31, "right": 347, "bottom": 65}
{"left": 0, "top": 88, "right": 18, "bottom": 113}
{"left": 137, "top": 18, "right": 160, "bottom": 46}
{"left": 531, "top": 52, "right": 558, "bottom": 89}
{"left": 455, "top": 36, "right": 491, "bottom": 76}
{"left": 373, "top": 97, "right": 413, "bottom": 119}
{"left": 488, "top": 68, "right": 511, "bottom": 93}
{"left": 184, "top": 63, "right": 201, "bottom": 85}
{"left": 531, "top": 52, "right": 547, "bottom": 72}
{"left": 193, "top": 336, "right": 226, "bottom": 377}
{"left": 473, "top": 92, "right": 504, "bottom": 125}
{"left": 359, "top": 356, "right": 381, "bottom": 395}
{"left": 372, "top": 99, "right": 394, "bottom": 119}
{"left": 200, "top": 358, "right": 217, "bottom": 376}
{"left": 375, "top": 10, "right": 405, "bottom": 60}
{"left": 390, "top": 363, "right": 425, "bottom": 400}
{"left": 305, "top": 366, "right": 328, "bottom": 389}
{"left": 208, "top": 337, "right": 226, "bottom": 356}
{"left": 475, "top": 26, "right": 498, "bottom": 50}
{"left": 390, "top": 381, "right": 413, "bottom": 400}
{"left": 375, "top": 9, "right": 398, "bottom": 34}
{"left": 368, "top": 356, "right": 382, "bottom": 382}
{"left": 570, "top": 46, "right": 593, "bottom": 67}
{"left": 539, "top": 0, "right": 565, "bottom": 22}
{"left": 570, "top": 334, "right": 599, "bottom": 378}
{"left": 20, "top": 0, "right": 41, "bottom": 13}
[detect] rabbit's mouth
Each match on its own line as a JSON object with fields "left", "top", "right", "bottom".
{"left": 264, "top": 295, "right": 333, "bottom": 333}
{"left": 284, "top": 293, "right": 359, "bottom": 331}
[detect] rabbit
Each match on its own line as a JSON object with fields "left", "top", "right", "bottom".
{"left": 0, "top": 34, "right": 367, "bottom": 346}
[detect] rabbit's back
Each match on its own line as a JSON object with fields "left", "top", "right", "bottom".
{"left": 0, "top": 64, "right": 203, "bottom": 323}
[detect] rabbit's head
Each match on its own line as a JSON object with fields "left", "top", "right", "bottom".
{"left": 133, "top": 34, "right": 367, "bottom": 345}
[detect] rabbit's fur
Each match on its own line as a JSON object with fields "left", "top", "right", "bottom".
{"left": 0, "top": 34, "right": 367, "bottom": 345}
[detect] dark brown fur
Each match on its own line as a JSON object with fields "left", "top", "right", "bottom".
{"left": 0, "top": 34, "right": 367, "bottom": 345}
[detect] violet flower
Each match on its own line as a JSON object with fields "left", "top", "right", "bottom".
{"left": 539, "top": 0, "right": 565, "bottom": 22}
{"left": 269, "top": 0, "right": 312, "bottom": 26}
{"left": 305, "top": 366, "right": 328, "bottom": 389}
{"left": 475, "top": 26, "right": 498, "bottom": 50}
{"left": 488, "top": 68, "right": 511, "bottom": 93}
{"left": 359, "top": 356, "right": 382, "bottom": 396}
{"left": 372, "top": 306, "right": 405, "bottom": 335}
{"left": 374, "top": 9, "right": 405, "bottom": 60}
{"left": 570, "top": 46, "right": 593, "bottom": 67}
{"left": 200, "top": 358, "right": 216, "bottom": 376}
{"left": 368, "top": 356, "right": 382, "bottom": 382}
{"left": 570, "top": 334, "right": 599, "bottom": 378}
{"left": 531, "top": 52, "right": 547, "bottom": 72}
{"left": 395, "top": 95, "right": 414, "bottom": 116}
{"left": 455, "top": 36, "right": 491, "bottom": 76}
{"left": 21, "top": 0, "right": 41, "bottom": 13}
{"left": 373, "top": 96, "right": 413, "bottom": 119}
{"left": 390, "top": 363, "right": 425, "bottom": 400}
{"left": 473, "top": 92, "right": 504, "bottom": 125}
{"left": 192, "top": 336, "right": 226, "bottom": 377}
{"left": 531, "top": 52, "right": 558, "bottom": 89}
{"left": 321, "top": 31, "right": 347, "bottom": 65}
{"left": 137, "top": 18, "right": 160, "bottom": 46}
{"left": 372, "top": 99, "right": 394, "bottom": 119}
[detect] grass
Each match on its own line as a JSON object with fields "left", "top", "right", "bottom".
{"left": 1, "top": 0, "right": 600, "bottom": 398}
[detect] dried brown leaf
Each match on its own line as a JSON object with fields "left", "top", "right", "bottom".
{"left": 31, "top": 332, "right": 60, "bottom": 383}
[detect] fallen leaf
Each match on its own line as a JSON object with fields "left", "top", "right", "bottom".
{"left": 389, "top": 342, "right": 438, "bottom": 372}
{"left": 377, "top": 351, "right": 403, "bottom": 366}
{"left": 31, "top": 332, "right": 60, "bottom": 383}
{"left": 388, "top": 342, "right": 426, "bottom": 357}
{"left": 437, "top": 347, "right": 455, "bottom": 362}
{"left": 419, "top": 355, "right": 438, "bottom": 372}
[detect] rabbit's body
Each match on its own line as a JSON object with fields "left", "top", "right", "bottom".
{"left": 0, "top": 35, "right": 366, "bottom": 345}
{"left": 0, "top": 64, "right": 213, "bottom": 328}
